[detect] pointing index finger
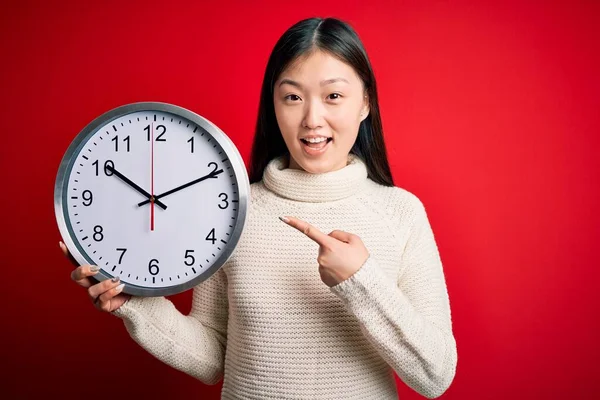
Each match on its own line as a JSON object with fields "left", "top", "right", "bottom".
{"left": 280, "top": 216, "right": 332, "bottom": 247}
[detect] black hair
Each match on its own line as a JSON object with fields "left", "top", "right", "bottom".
{"left": 248, "top": 17, "right": 394, "bottom": 187}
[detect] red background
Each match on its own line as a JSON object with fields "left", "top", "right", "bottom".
{"left": 1, "top": 0, "right": 598, "bottom": 398}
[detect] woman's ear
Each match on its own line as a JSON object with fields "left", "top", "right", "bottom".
{"left": 360, "top": 94, "right": 370, "bottom": 122}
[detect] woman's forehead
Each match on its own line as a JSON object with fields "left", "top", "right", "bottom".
{"left": 278, "top": 50, "right": 360, "bottom": 85}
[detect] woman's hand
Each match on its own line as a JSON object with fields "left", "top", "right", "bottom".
{"left": 279, "top": 216, "right": 369, "bottom": 287}
{"left": 60, "top": 241, "right": 131, "bottom": 312}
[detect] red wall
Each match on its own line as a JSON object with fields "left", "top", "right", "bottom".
{"left": 1, "top": 1, "right": 598, "bottom": 398}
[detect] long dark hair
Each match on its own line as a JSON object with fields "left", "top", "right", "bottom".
{"left": 248, "top": 17, "right": 394, "bottom": 187}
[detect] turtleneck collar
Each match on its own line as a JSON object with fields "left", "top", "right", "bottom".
{"left": 261, "top": 153, "right": 369, "bottom": 203}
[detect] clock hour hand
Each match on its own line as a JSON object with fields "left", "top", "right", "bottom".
{"left": 105, "top": 165, "right": 168, "bottom": 210}
{"left": 137, "top": 169, "right": 223, "bottom": 207}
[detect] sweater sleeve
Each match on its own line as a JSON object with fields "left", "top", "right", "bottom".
{"left": 329, "top": 197, "right": 457, "bottom": 399}
{"left": 110, "top": 266, "right": 229, "bottom": 385}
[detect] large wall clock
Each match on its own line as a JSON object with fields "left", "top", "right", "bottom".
{"left": 54, "top": 102, "right": 249, "bottom": 297}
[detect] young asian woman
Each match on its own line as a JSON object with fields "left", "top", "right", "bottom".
{"left": 63, "top": 17, "right": 457, "bottom": 400}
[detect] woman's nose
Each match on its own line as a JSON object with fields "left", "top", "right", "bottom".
{"left": 302, "top": 99, "right": 325, "bottom": 130}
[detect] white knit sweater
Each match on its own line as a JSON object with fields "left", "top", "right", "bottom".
{"left": 112, "top": 153, "right": 457, "bottom": 399}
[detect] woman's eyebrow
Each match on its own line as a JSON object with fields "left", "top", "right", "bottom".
{"left": 320, "top": 77, "right": 349, "bottom": 86}
{"left": 279, "top": 79, "right": 303, "bottom": 89}
{"left": 278, "top": 77, "right": 349, "bottom": 88}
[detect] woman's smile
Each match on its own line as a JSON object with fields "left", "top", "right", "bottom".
{"left": 300, "top": 136, "right": 333, "bottom": 155}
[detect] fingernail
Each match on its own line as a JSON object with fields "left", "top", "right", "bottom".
{"left": 115, "top": 283, "right": 125, "bottom": 293}
{"left": 279, "top": 216, "right": 289, "bottom": 223}
{"left": 111, "top": 276, "right": 120, "bottom": 283}
{"left": 90, "top": 265, "right": 100, "bottom": 272}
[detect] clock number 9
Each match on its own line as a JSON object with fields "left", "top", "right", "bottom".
{"left": 92, "top": 160, "right": 114, "bottom": 176}
{"left": 82, "top": 190, "right": 93, "bottom": 206}
{"left": 149, "top": 259, "right": 159, "bottom": 275}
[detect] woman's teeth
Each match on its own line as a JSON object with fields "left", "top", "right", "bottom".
{"left": 301, "top": 137, "right": 331, "bottom": 150}
{"left": 305, "top": 137, "right": 328, "bottom": 143}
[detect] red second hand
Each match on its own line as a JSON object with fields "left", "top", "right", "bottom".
{"left": 151, "top": 121, "right": 155, "bottom": 231}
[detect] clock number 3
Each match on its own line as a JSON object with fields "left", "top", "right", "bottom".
{"left": 218, "top": 193, "right": 229, "bottom": 209}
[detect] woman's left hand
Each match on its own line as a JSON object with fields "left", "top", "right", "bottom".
{"left": 280, "top": 216, "right": 369, "bottom": 287}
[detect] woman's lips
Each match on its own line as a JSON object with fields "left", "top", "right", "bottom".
{"left": 300, "top": 137, "right": 332, "bottom": 155}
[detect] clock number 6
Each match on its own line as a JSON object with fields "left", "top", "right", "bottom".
{"left": 149, "top": 259, "right": 159, "bottom": 275}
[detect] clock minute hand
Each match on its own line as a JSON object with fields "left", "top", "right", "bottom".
{"left": 137, "top": 169, "right": 224, "bottom": 207}
{"left": 105, "top": 165, "right": 168, "bottom": 210}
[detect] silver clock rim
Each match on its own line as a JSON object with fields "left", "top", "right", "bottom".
{"left": 54, "top": 101, "right": 250, "bottom": 297}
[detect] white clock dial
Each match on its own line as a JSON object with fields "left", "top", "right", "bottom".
{"left": 55, "top": 102, "right": 249, "bottom": 297}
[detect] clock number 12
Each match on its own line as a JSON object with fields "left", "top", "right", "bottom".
{"left": 145, "top": 125, "right": 167, "bottom": 141}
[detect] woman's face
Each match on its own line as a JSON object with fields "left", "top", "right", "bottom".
{"left": 273, "top": 50, "right": 369, "bottom": 173}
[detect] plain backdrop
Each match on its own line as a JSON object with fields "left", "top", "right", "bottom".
{"left": 1, "top": 0, "right": 598, "bottom": 399}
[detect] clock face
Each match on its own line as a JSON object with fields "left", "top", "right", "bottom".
{"left": 54, "top": 102, "right": 249, "bottom": 297}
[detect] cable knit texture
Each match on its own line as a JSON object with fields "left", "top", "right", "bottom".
{"left": 111, "top": 153, "right": 457, "bottom": 399}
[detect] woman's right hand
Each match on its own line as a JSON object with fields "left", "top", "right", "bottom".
{"left": 60, "top": 241, "right": 131, "bottom": 313}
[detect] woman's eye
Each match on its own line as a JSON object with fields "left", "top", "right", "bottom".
{"left": 285, "top": 94, "right": 300, "bottom": 101}
{"left": 328, "top": 93, "right": 342, "bottom": 100}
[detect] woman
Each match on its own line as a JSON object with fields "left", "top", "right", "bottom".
{"left": 62, "top": 17, "right": 457, "bottom": 399}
